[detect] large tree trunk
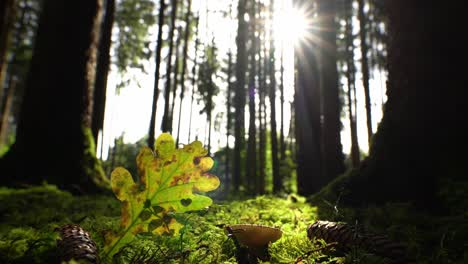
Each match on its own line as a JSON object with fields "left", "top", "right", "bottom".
{"left": 92, "top": 0, "right": 115, "bottom": 146}
{"left": 233, "top": 0, "right": 248, "bottom": 192}
{"left": 316, "top": 0, "right": 345, "bottom": 183}
{"left": 0, "top": 0, "right": 109, "bottom": 193}
{"left": 295, "top": 43, "right": 323, "bottom": 195}
{"left": 147, "top": 0, "right": 167, "bottom": 149}
{"left": 328, "top": 1, "right": 464, "bottom": 207}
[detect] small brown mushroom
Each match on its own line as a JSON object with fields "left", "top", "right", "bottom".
{"left": 225, "top": 224, "right": 282, "bottom": 262}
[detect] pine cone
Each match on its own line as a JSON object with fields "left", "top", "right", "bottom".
{"left": 307, "top": 221, "right": 407, "bottom": 263}
{"left": 56, "top": 224, "right": 100, "bottom": 264}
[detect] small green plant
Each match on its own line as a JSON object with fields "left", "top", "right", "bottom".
{"left": 103, "top": 133, "right": 220, "bottom": 259}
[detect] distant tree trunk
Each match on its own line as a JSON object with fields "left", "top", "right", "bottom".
{"left": 175, "top": 0, "right": 192, "bottom": 146}
{"left": 161, "top": 0, "right": 179, "bottom": 133}
{"left": 357, "top": 0, "right": 372, "bottom": 143}
{"left": 169, "top": 29, "right": 182, "bottom": 134}
{"left": 0, "top": 2, "right": 25, "bottom": 146}
{"left": 0, "top": 0, "right": 15, "bottom": 100}
{"left": 187, "top": 25, "right": 199, "bottom": 143}
{"left": 225, "top": 51, "right": 232, "bottom": 194}
{"left": 246, "top": 0, "right": 257, "bottom": 194}
{"left": 0, "top": 77, "right": 15, "bottom": 145}
{"left": 344, "top": 0, "right": 360, "bottom": 168}
{"left": 233, "top": 0, "right": 248, "bottom": 192}
{"left": 330, "top": 1, "right": 464, "bottom": 208}
{"left": 269, "top": 0, "right": 280, "bottom": 193}
{"left": 279, "top": 43, "right": 285, "bottom": 161}
{"left": 258, "top": 42, "right": 267, "bottom": 194}
{"left": 256, "top": 0, "right": 266, "bottom": 194}
{"left": 92, "top": 0, "right": 115, "bottom": 146}
{"left": 0, "top": 0, "right": 109, "bottom": 192}
{"left": 316, "top": 0, "right": 345, "bottom": 183}
{"left": 147, "top": 0, "right": 167, "bottom": 149}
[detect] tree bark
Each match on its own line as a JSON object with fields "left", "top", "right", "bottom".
{"left": 316, "top": 0, "right": 345, "bottom": 183}
{"left": 147, "top": 0, "right": 167, "bottom": 149}
{"left": 0, "top": 0, "right": 109, "bottom": 193}
{"left": 279, "top": 43, "right": 285, "bottom": 161}
{"left": 344, "top": 0, "right": 360, "bottom": 168}
{"left": 169, "top": 28, "right": 182, "bottom": 134}
{"left": 187, "top": 20, "right": 199, "bottom": 143}
{"left": 92, "top": 0, "right": 115, "bottom": 146}
{"left": 295, "top": 43, "right": 323, "bottom": 195}
{"left": 233, "top": 0, "right": 248, "bottom": 192}
{"left": 246, "top": 0, "right": 257, "bottom": 194}
{"left": 0, "top": 0, "right": 15, "bottom": 101}
{"left": 175, "top": 0, "right": 192, "bottom": 146}
{"left": 225, "top": 50, "right": 232, "bottom": 194}
{"left": 161, "top": 0, "right": 179, "bottom": 133}
{"left": 357, "top": 0, "right": 373, "bottom": 143}
{"left": 269, "top": 0, "right": 280, "bottom": 193}
{"left": 325, "top": 1, "right": 465, "bottom": 208}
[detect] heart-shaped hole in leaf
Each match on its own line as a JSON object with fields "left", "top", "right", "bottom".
{"left": 181, "top": 198, "right": 192, "bottom": 206}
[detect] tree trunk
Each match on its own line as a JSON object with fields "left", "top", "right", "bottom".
{"left": 330, "top": 1, "right": 464, "bottom": 208}
{"left": 295, "top": 42, "right": 323, "bottom": 195}
{"left": 0, "top": 77, "right": 15, "bottom": 146}
{"left": 92, "top": 0, "right": 115, "bottom": 146}
{"left": 246, "top": 0, "right": 257, "bottom": 194}
{"left": 147, "top": 0, "right": 167, "bottom": 149}
{"left": 344, "top": 0, "right": 360, "bottom": 168}
{"left": 161, "top": 0, "right": 179, "bottom": 133}
{"left": 187, "top": 20, "right": 199, "bottom": 143}
{"left": 0, "top": 0, "right": 109, "bottom": 193}
{"left": 225, "top": 51, "right": 232, "bottom": 194}
{"left": 233, "top": 0, "right": 248, "bottom": 192}
{"left": 169, "top": 29, "right": 182, "bottom": 134}
{"left": 175, "top": 0, "right": 192, "bottom": 146}
{"left": 0, "top": 1, "right": 25, "bottom": 146}
{"left": 357, "top": 0, "right": 373, "bottom": 143}
{"left": 279, "top": 43, "right": 285, "bottom": 161}
{"left": 269, "top": 0, "right": 280, "bottom": 193}
{"left": 256, "top": 0, "right": 266, "bottom": 194}
{"left": 317, "top": 0, "right": 345, "bottom": 183}
{"left": 0, "top": 0, "right": 15, "bottom": 101}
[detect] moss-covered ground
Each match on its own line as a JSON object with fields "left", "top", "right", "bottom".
{"left": 0, "top": 184, "right": 466, "bottom": 263}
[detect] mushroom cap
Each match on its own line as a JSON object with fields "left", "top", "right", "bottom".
{"left": 225, "top": 224, "right": 282, "bottom": 248}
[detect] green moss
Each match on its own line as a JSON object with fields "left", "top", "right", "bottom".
{"left": 1, "top": 183, "right": 467, "bottom": 263}
{"left": 82, "top": 126, "right": 111, "bottom": 192}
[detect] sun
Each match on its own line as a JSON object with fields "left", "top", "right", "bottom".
{"left": 275, "top": 6, "right": 311, "bottom": 46}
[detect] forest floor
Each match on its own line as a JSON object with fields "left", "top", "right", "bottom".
{"left": 0, "top": 184, "right": 466, "bottom": 263}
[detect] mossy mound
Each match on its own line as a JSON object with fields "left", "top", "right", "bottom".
{"left": 1, "top": 184, "right": 466, "bottom": 263}
{"left": 0, "top": 185, "right": 340, "bottom": 263}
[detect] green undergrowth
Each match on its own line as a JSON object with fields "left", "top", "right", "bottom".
{"left": 1, "top": 183, "right": 467, "bottom": 263}
{"left": 0, "top": 184, "right": 339, "bottom": 263}
{"left": 311, "top": 176, "right": 468, "bottom": 264}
